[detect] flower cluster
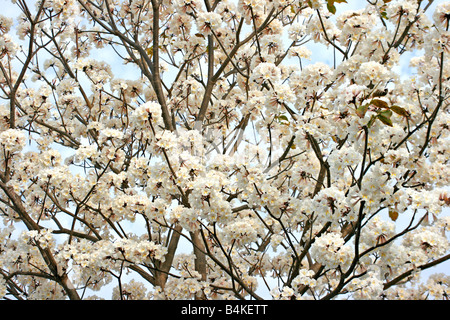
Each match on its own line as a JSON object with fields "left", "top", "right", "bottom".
{"left": 434, "top": 2, "right": 450, "bottom": 31}
{"left": 347, "top": 269, "right": 384, "bottom": 300}
{"left": 336, "top": 9, "right": 377, "bottom": 45}
{"left": 60, "top": 238, "right": 168, "bottom": 271}
{"left": 354, "top": 61, "right": 391, "bottom": 86}
{"left": 0, "top": 129, "right": 26, "bottom": 154}
{"left": 0, "top": 15, "right": 13, "bottom": 34}
{"left": 196, "top": 12, "right": 222, "bottom": 34}
{"left": 22, "top": 229, "right": 55, "bottom": 249}
{"left": 310, "top": 232, "right": 353, "bottom": 270}
{"left": 112, "top": 279, "right": 149, "bottom": 300}
{"left": 292, "top": 269, "right": 317, "bottom": 289}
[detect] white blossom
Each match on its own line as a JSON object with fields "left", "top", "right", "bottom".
{"left": 434, "top": 2, "right": 450, "bottom": 31}
{"left": 311, "top": 232, "right": 353, "bottom": 270}
{"left": 0, "top": 0, "right": 449, "bottom": 301}
{"left": 196, "top": 12, "right": 222, "bottom": 34}
{"left": 0, "top": 129, "right": 26, "bottom": 154}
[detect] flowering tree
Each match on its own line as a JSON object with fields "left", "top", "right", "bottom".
{"left": 0, "top": 0, "right": 449, "bottom": 300}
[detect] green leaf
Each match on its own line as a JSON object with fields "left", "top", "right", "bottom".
{"left": 325, "top": 0, "right": 347, "bottom": 14}
{"left": 372, "top": 89, "right": 388, "bottom": 97}
{"left": 377, "top": 113, "right": 393, "bottom": 127}
{"left": 356, "top": 103, "right": 369, "bottom": 118}
{"left": 146, "top": 46, "right": 153, "bottom": 58}
{"left": 379, "top": 109, "right": 393, "bottom": 118}
{"left": 367, "top": 115, "right": 377, "bottom": 128}
{"left": 371, "top": 99, "right": 389, "bottom": 109}
{"left": 389, "top": 209, "right": 399, "bottom": 221}
{"left": 275, "top": 115, "right": 290, "bottom": 125}
{"left": 327, "top": 2, "right": 336, "bottom": 14}
{"left": 390, "top": 105, "right": 410, "bottom": 117}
